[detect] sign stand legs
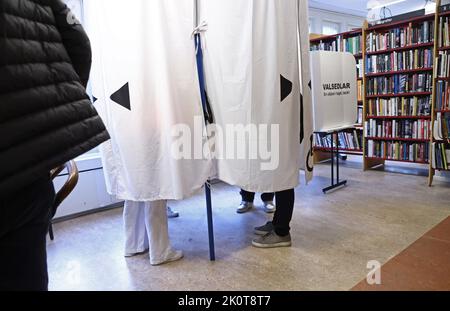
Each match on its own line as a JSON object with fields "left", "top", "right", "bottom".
{"left": 322, "top": 131, "right": 347, "bottom": 194}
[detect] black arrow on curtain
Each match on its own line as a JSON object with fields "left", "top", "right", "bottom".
{"left": 280, "top": 74, "right": 293, "bottom": 102}
{"left": 110, "top": 82, "right": 131, "bottom": 111}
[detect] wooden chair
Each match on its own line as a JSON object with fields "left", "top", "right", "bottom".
{"left": 49, "top": 160, "right": 79, "bottom": 240}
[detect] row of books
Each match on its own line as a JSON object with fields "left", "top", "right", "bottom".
{"left": 436, "top": 51, "right": 450, "bottom": 78}
{"left": 433, "top": 112, "right": 450, "bottom": 140}
{"left": 435, "top": 80, "right": 450, "bottom": 111}
{"left": 366, "top": 73, "right": 433, "bottom": 95}
{"left": 431, "top": 143, "right": 450, "bottom": 170}
{"left": 366, "top": 140, "right": 429, "bottom": 162}
{"left": 438, "top": 16, "right": 450, "bottom": 48}
{"left": 314, "top": 130, "right": 363, "bottom": 151}
{"left": 366, "top": 48, "right": 433, "bottom": 73}
{"left": 366, "top": 96, "right": 431, "bottom": 117}
{"left": 311, "top": 34, "right": 362, "bottom": 55}
{"left": 432, "top": 6, "right": 450, "bottom": 172}
{"left": 343, "top": 35, "right": 363, "bottom": 55}
{"left": 366, "top": 21, "right": 434, "bottom": 53}
{"left": 365, "top": 119, "right": 431, "bottom": 140}
{"left": 311, "top": 41, "right": 337, "bottom": 52}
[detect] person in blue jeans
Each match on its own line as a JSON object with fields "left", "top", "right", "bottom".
{"left": 237, "top": 189, "right": 276, "bottom": 214}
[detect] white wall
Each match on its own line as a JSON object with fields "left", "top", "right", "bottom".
{"left": 309, "top": 7, "right": 366, "bottom": 35}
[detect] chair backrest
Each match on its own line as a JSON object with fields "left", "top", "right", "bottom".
{"left": 50, "top": 160, "right": 79, "bottom": 218}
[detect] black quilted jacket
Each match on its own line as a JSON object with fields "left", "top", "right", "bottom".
{"left": 0, "top": 0, "right": 109, "bottom": 198}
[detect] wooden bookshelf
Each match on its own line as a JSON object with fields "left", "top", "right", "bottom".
{"left": 363, "top": 13, "right": 435, "bottom": 170}
{"left": 366, "top": 92, "right": 433, "bottom": 98}
{"left": 366, "top": 42, "right": 434, "bottom": 55}
{"left": 310, "top": 30, "right": 364, "bottom": 162}
{"left": 366, "top": 137, "right": 430, "bottom": 142}
{"left": 366, "top": 157, "right": 429, "bottom": 164}
{"left": 365, "top": 68, "right": 433, "bottom": 77}
{"left": 429, "top": 0, "right": 450, "bottom": 186}
{"left": 366, "top": 116, "right": 431, "bottom": 119}
{"left": 311, "top": 5, "right": 450, "bottom": 186}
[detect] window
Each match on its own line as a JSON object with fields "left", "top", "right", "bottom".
{"left": 63, "top": 0, "right": 100, "bottom": 157}
{"left": 63, "top": 0, "right": 84, "bottom": 22}
{"left": 309, "top": 18, "right": 314, "bottom": 33}
{"left": 322, "top": 21, "right": 340, "bottom": 35}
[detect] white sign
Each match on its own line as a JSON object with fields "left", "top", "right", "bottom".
{"left": 310, "top": 51, "right": 358, "bottom": 133}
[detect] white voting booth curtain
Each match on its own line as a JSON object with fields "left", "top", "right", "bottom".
{"left": 85, "top": 0, "right": 313, "bottom": 200}
{"left": 84, "top": 0, "right": 213, "bottom": 201}
{"left": 200, "top": 0, "right": 314, "bottom": 193}
{"left": 298, "top": 0, "right": 315, "bottom": 184}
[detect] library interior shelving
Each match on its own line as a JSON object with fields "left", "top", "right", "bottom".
{"left": 310, "top": 30, "right": 365, "bottom": 163}
{"left": 309, "top": 0, "right": 450, "bottom": 186}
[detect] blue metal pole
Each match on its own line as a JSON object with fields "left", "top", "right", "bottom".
{"left": 195, "top": 31, "right": 216, "bottom": 261}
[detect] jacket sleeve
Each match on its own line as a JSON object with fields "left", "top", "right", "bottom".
{"left": 51, "top": 0, "right": 92, "bottom": 88}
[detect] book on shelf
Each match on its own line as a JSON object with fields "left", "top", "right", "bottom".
{"left": 431, "top": 142, "right": 450, "bottom": 170}
{"left": 357, "top": 58, "right": 364, "bottom": 78}
{"left": 367, "top": 96, "right": 431, "bottom": 117}
{"left": 357, "top": 80, "right": 363, "bottom": 101}
{"left": 365, "top": 119, "right": 430, "bottom": 140}
{"left": 314, "top": 130, "right": 362, "bottom": 151}
{"left": 436, "top": 51, "right": 450, "bottom": 77}
{"left": 433, "top": 112, "right": 450, "bottom": 140}
{"left": 366, "top": 140, "right": 429, "bottom": 162}
{"left": 343, "top": 35, "right": 362, "bottom": 55}
{"left": 311, "top": 34, "right": 362, "bottom": 55}
{"left": 357, "top": 106, "right": 364, "bottom": 125}
{"left": 435, "top": 80, "right": 450, "bottom": 110}
{"left": 366, "top": 48, "right": 433, "bottom": 73}
{"left": 438, "top": 16, "right": 450, "bottom": 47}
{"left": 367, "top": 73, "right": 433, "bottom": 95}
{"left": 366, "top": 20, "right": 434, "bottom": 53}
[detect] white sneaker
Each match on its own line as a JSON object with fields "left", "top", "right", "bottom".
{"left": 263, "top": 201, "right": 276, "bottom": 214}
{"left": 151, "top": 249, "right": 184, "bottom": 266}
{"left": 237, "top": 202, "right": 254, "bottom": 214}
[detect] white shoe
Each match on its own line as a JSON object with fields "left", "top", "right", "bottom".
{"left": 151, "top": 249, "right": 184, "bottom": 266}
{"left": 263, "top": 201, "right": 276, "bottom": 214}
{"left": 237, "top": 202, "right": 254, "bottom": 214}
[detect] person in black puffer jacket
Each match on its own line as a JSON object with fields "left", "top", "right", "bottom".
{"left": 0, "top": 0, "right": 109, "bottom": 290}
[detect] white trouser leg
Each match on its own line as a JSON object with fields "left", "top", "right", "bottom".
{"left": 144, "top": 200, "right": 183, "bottom": 265}
{"left": 123, "top": 201, "right": 149, "bottom": 255}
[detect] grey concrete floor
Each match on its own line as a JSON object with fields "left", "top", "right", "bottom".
{"left": 47, "top": 160, "right": 450, "bottom": 291}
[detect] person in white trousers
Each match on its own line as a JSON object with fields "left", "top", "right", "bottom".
{"left": 123, "top": 200, "right": 183, "bottom": 266}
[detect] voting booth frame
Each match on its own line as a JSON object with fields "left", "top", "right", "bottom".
{"left": 310, "top": 0, "right": 450, "bottom": 187}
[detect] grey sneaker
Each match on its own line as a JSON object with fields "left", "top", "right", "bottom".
{"left": 254, "top": 221, "right": 274, "bottom": 235}
{"left": 252, "top": 231, "right": 292, "bottom": 248}
{"left": 263, "top": 201, "right": 276, "bottom": 214}
{"left": 237, "top": 201, "right": 254, "bottom": 214}
{"left": 167, "top": 206, "right": 179, "bottom": 218}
